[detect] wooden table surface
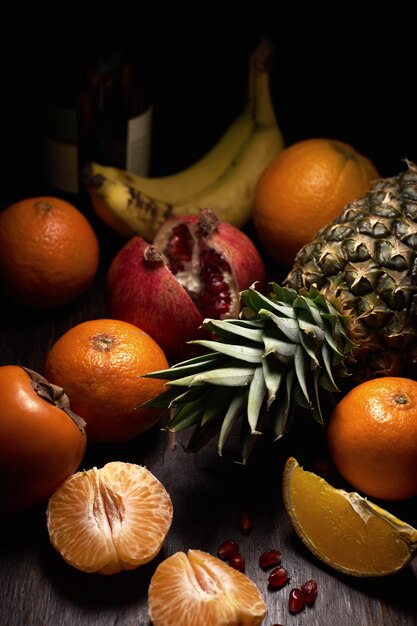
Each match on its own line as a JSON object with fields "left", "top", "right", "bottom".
{"left": 1, "top": 6, "right": 417, "bottom": 622}
{"left": 0, "top": 200, "right": 416, "bottom": 626}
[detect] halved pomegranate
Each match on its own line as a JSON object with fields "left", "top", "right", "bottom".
{"left": 106, "top": 209, "right": 266, "bottom": 362}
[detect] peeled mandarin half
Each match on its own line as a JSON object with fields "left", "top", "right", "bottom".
{"left": 282, "top": 457, "right": 417, "bottom": 577}
{"left": 148, "top": 549, "right": 267, "bottom": 626}
{"left": 47, "top": 461, "right": 173, "bottom": 575}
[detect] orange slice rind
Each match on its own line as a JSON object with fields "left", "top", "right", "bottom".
{"left": 282, "top": 456, "right": 417, "bottom": 577}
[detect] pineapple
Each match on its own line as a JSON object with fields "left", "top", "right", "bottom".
{"left": 144, "top": 162, "right": 417, "bottom": 461}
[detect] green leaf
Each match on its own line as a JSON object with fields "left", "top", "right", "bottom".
{"left": 169, "top": 386, "right": 213, "bottom": 407}
{"left": 240, "top": 417, "right": 263, "bottom": 464}
{"left": 192, "top": 366, "right": 256, "bottom": 387}
{"left": 168, "top": 373, "right": 207, "bottom": 387}
{"left": 218, "top": 387, "right": 248, "bottom": 456}
{"left": 311, "top": 367, "right": 325, "bottom": 426}
{"left": 200, "top": 387, "right": 235, "bottom": 427}
{"left": 263, "top": 332, "right": 297, "bottom": 360}
{"left": 185, "top": 418, "right": 222, "bottom": 453}
{"left": 141, "top": 386, "right": 180, "bottom": 408}
{"left": 262, "top": 353, "right": 283, "bottom": 408}
{"left": 171, "top": 350, "right": 223, "bottom": 368}
{"left": 298, "top": 318, "right": 325, "bottom": 343}
{"left": 241, "top": 288, "right": 296, "bottom": 319}
{"left": 271, "top": 283, "right": 298, "bottom": 305}
{"left": 270, "top": 369, "right": 295, "bottom": 439}
{"left": 168, "top": 397, "right": 207, "bottom": 431}
{"left": 146, "top": 354, "right": 226, "bottom": 381}
{"left": 321, "top": 343, "right": 341, "bottom": 392}
{"left": 192, "top": 339, "right": 263, "bottom": 363}
{"left": 298, "top": 327, "right": 321, "bottom": 367}
{"left": 203, "top": 318, "right": 264, "bottom": 343}
{"left": 247, "top": 365, "right": 267, "bottom": 434}
{"left": 260, "top": 309, "right": 300, "bottom": 343}
{"left": 294, "top": 345, "right": 311, "bottom": 405}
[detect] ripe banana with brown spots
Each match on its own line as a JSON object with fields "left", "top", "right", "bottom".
{"left": 84, "top": 39, "right": 284, "bottom": 240}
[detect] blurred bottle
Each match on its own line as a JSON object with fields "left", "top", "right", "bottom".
{"left": 38, "top": 31, "right": 152, "bottom": 196}
{"left": 78, "top": 42, "right": 152, "bottom": 179}
{"left": 38, "top": 53, "right": 80, "bottom": 195}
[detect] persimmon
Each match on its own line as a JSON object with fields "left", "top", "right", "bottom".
{"left": 0, "top": 365, "right": 87, "bottom": 515}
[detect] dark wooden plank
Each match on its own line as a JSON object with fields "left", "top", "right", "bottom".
{"left": 1, "top": 4, "right": 417, "bottom": 620}
{"left": 1, "top": 243, "right": 417, "bottom": 626}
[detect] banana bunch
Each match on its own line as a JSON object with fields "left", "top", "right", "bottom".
{"left": 84, "top": 39, "right": 284, "bottom": 241}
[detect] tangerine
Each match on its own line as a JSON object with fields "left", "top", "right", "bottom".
{"left": 253, "top": 138, "right": 379, "bottom": 267}
{"left": 148, "top": 549, "right": 267, "bottom": 626}
{"left": 47, "top": 461, "right": 173, "bottom": 574}
{"left": 326, "top": 377, "right": 417, "bottom": 501}
{"left": 0, "top": 196, "right": 100, "bottom": 308}
{"left": 43, "top": 318, "right": 169, "bottom": 442}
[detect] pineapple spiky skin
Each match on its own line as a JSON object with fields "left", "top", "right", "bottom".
{"left": 285, "top": 161, "right": 417, "bottom": 381}
{"left": 144, "top": 162, "right": 417, "bottom": 461}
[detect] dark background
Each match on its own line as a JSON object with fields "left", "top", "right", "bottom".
{"left": 2, "top": 2, "right": 415, "bottom": 202}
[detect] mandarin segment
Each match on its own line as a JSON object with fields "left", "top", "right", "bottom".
{"left": 282, "top": 457, "right": 417, "bottom": 577}
{"left": 46, "top": 462, "right": 173, "bottom": 575}
{"left": 148, "top": 549, "right": 267, "bottom": 626}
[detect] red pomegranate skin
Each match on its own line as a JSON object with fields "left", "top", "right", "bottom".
{"left": 153, "top": 213, "right": 266, "bottom": 318}
{"left": 107, "top": 236, "right": 204, "bottom": 362}
{"left": 107, "top": 211, "right": 266, "bottom": 363}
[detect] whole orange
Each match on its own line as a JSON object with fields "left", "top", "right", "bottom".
{"left": 326, "top": 377, "right": 417, "bottom": 501}
{"left": 253, "top": 138, "right": 379, "bottom": 267}
{"left": 43, "top": 319, "right": 169, "bottom": 442}
{"left": 0, "top": 196, "right": 99, "bottom": 308}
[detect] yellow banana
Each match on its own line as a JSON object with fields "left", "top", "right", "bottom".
{"left": 85, "top": 38, "right": 284, "bottom": 239}
{"left": 89, "top": 110, "right": 255, "bottom": 205}
{"left": 87, "top": 43, "right": 259, "bottom": 205}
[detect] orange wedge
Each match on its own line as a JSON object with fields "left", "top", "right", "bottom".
{"left": 47, "top": 461, "right": 173, "bottom": 575}
{"left": 282, "top": 457, "right": 417, "bottom": 577}
{"left": 148, "top": 549, "right": 267, "bottom": 626}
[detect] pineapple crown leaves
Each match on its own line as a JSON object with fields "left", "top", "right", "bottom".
{"left": 143, "top": 283, "right": 357, "bottom": 463}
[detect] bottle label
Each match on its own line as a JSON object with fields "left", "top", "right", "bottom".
{"left": 40, "top": 136, "right": 79, "bottom": 194}
{"left": 126, "top": 107, "right": 153, "bottom": 175}
{"left": 39, "top": 102, "right": 79, "bottom": 194}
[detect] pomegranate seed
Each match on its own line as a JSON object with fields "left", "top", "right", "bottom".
{"left": 229, "top": 553, "right": 245, "bottom": 572}
{"left": 167, "top": 225, "right": 193, "bottom": 266}
{"left": 288, "top": 588, "right": 305, "bottom": 614}
{"left": 301, "top": 579, "right": 318, "bottom": 604}
{"left": 215, "top": 297, "right": 231, "bottom": 316}
{"left": 210, "top": 279, "right": 229, "bottom": 294}
{"left": 267, "top": 566, "right": 289, "bottom": 589}
{"left": 239, "top": 512, "right": 253, "bottom": 536}
{"left": 259, "top": 549, "right": 282, "bottom": 570}
{"left": 216, "top": 539, "right": 240, "bottom": 560}
{"left": 200, "top": 248, "right": 230, "bottom": 272}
